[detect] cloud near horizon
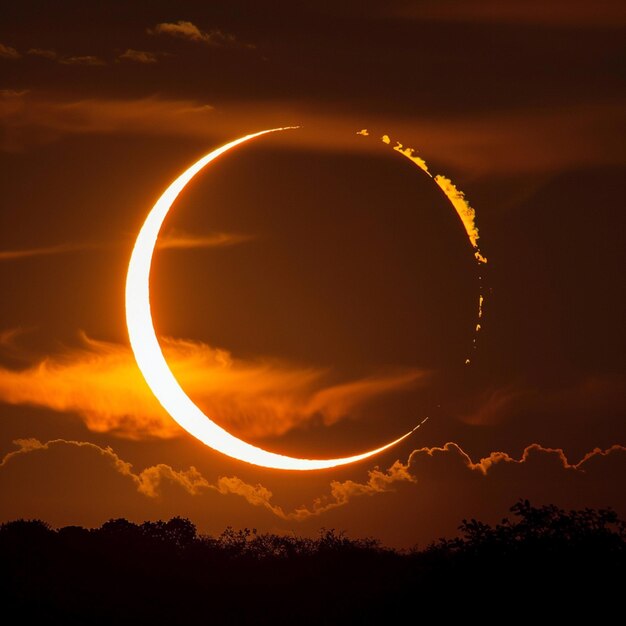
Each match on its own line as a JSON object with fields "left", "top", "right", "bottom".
{"left": 0, "top": 333, "right": 425, "bottom": 440}
{"left": 1, "top": 438, "right": 624, "bottom": 544}
{"left": 0, "top": 437, "right": 417, "bottom": 520}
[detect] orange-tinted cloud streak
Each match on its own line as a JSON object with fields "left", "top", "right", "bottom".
{"left": 1, "top": 92, "right": 622, "bottom": 175}
{"left": 0, "top": 334, "right": 425, "bottom": 440}
{"left": 0, "top": 231, "right": 254, "bottom": 261}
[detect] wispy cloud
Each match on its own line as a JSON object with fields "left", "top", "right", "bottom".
{"left": 16, "top": 45, "right": 104, "bottom": 65}
{"left": 59, "top": 55, "right": 106, "bottom": 66}
{"left": 148, "top": 20, "right": 253, "bottom": 48}
{"left": 158, "top": 231, "right": 255, "bottom": 250}
{"left": 0, "top": 231, "right": 254, "bottom": 262}
{"left": 148, "top": 20, "right": 209, "bottom": 43}
{"left": 0, "top": 327, "right": 33, "bottom": 349}
{"left": 26, "top": 48, "right": 58, "bottom": 60}
{"left": 0, "top": 43, "right": 21, "bottom": 59}
{"left": 1, "top": 92, "right": 622, "bottom": 175}
{"left": 0, "top": 334, "right": 425, "bottom": 440}
{"left": 117, "top": 49, "right": 159, "bottom": 64}
{"left": 0, "top": 242, "right": 99, "bottom": 261}
{"left": 0, "top": 89, "right": 28, "bottom": 98}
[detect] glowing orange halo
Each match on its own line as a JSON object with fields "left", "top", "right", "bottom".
{"left": 126, "top": 128, "right": 417, "bottom": 470}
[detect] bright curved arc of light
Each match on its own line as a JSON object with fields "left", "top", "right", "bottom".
{"left": 126, "top": 127, "right": 415, "bottom": 470}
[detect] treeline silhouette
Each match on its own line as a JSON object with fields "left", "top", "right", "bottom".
{"left": 2, "top": 500, "right": 624, "bottom": 623}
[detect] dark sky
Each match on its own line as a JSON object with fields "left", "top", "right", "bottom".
{"left": 0, "top": 0, "right": 625, "bottom": 547}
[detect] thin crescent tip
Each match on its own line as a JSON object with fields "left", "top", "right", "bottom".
{"left": 411, "top": 417, "right": 429, "bottom": 433}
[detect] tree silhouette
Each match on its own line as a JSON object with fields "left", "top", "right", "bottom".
{"left": 1, "top": 500, "right": 623, "bottom": 624}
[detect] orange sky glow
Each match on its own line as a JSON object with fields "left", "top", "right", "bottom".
{"left": 0, "top": 0, "right": 624, "bottom": 548}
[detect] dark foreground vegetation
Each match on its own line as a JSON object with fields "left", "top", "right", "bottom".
{"left": 2, "top": 500, "right": 624, "bottom": 624}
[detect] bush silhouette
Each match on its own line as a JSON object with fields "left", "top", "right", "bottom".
{"left": 1, "top": 500, "right": 623, "bottom": 623}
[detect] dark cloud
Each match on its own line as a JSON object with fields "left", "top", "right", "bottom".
{"left": 0, "top": 43, "right": 20, "bottom": 59}
{"left": 26, "top": 48, "right": 58, "bottom": 60}
{"left": 314, "top": 442, "right": 626, "bottom": 546}
{"left": 5, "top": 45, "right": 104, "bottom": 65}
{"left": 0, "top": 89, "right": 28, "bottom": 98}
{"left": 148, "top": 20, "right": 253, "bottom": 48}
{"left": 117, "top": 49, "right": 158, "bottom": 64}
{"left": 1, "top": 437, "right": 624, "bottom": 547}
{"left": 59, "top": 55, "right": 106, "bottom": 66}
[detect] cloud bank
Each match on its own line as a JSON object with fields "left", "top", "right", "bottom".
{"left": 1, "top": 437, "right": 624, "bottom": 546}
